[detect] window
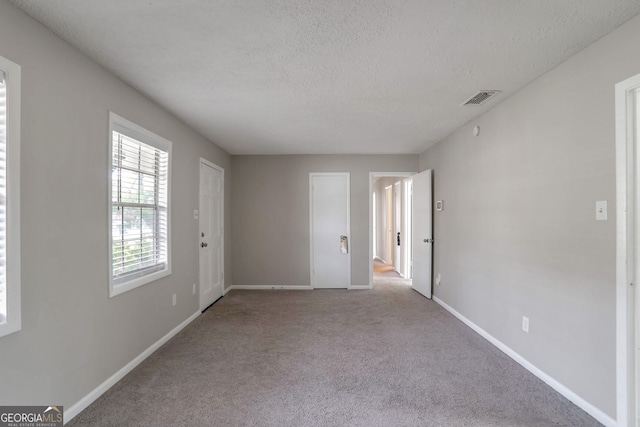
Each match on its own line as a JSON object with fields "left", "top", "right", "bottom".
{"left": 0, "top": 54, "right": 21, "bottom": 338}
{"left": 109, "top": 112, "right": 171, "bottom": 297}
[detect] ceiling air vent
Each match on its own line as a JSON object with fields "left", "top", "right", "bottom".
{"left": 462, "top": 90, "right": 501, "bottom": 106}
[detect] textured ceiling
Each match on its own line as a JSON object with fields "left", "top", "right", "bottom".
{"left": 8, "top": 0, "right": 640, "bottom": 155}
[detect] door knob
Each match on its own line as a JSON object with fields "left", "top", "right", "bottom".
{"left": 201, "top": 242, "right": 208, "bottom": 248}
{"left": 423, "top": 238, "right": 434, "bottom": 243}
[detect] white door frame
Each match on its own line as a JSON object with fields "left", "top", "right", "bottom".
{"left": 372, "top": 191, "right": 377, "bottom": 259}
{"left": 616, "top": 73, "right": 640, "bottom": 427}
{"left": 199, "top": 158, "right": 224, "bottom": 311}
{"left": 369, "top": 172, "right": 415, "bottom": 288}
{"left": 309, "top": 172, "right": 351, "bottom": 289}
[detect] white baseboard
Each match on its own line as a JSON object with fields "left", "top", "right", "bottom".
{"left": 432, "top": 296, "right": 615, "bottom": 427}
{"left": 226, "top": 285, "right": 313, "bottom": 291}
{"left": 227, "top": 285, "right": 372, "bottom": 291}
{"left": 64, "top": 311, "right": 201, "bottom": 424}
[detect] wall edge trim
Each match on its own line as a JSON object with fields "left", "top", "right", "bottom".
{"left": 226, "top": 285, "right": 313, "bottom": 291}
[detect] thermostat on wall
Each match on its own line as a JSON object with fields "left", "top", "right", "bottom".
{"left": 436, "top": 200, "right": 443, "bottom": 211}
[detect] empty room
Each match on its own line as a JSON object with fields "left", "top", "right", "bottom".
{"left": 1, "top": 1, "right": 640, "bottom": 426}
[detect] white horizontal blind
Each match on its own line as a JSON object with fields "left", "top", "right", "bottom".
{"left": 111, "top": 130, "right": 168, "bottom": 283}
{"left": 0, "top": 71, "right": 6, "bottom": 323}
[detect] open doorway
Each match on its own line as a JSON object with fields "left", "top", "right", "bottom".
{"left": 369, "top": 173, "right": 414, "bottom": 287}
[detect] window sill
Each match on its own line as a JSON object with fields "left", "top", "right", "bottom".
{"left": 0, "top": 319, "right": 21, "bottom": 338}
{"left": 109, "top": 267, "right": 171, "bottom": 298}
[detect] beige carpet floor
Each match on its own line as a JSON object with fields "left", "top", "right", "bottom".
{"left": 68, "top": 281, "right": 601, "bottom": 426}
{"left": 373, "top": 258, "right": 395, "bottom": 273}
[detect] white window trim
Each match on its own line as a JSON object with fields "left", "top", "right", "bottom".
{"left": 0, "top": 54, "right": 21, "bottom": 338}
{"left": 108, "top": 112, "right": 172, "bottom": 298}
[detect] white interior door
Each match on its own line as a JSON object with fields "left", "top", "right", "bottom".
{"left": 394, "top": 181, "right": 401, "bottom": 272}
{"left": 199, "top": 160, "right": 224, "bottom": 310}
{"left": 404, "top": 178, "right": 413, "bottom": 279}
{"left": 412, "top": 169, "right": 433, "bottom": 298}
{"left": 310, "top": 173, "right": 350, "bottom": 289}
{"left": 635, "top": 87, "right": 640, "bottom": 427}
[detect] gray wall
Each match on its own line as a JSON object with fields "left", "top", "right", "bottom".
{"left": 0, "top": 1, "right": 231, "bottom": 408}
{"left": 419, "top": 13, "right": 640, "bottom": 418}
{"left": 231, "top": 155, "right": 418, "bottom": 287}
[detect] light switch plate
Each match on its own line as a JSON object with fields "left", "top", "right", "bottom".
{"left": 596, "top": 201, "right": 607, "bottom": 221}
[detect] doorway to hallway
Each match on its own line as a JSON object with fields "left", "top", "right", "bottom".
{"left": 369, "top": 172, "right": 414, "bottom": 288}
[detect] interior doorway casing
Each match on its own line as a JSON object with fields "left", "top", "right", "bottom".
{"left": 369, "top": 172, "right": 415, "bottom": 288}
{"left": 615, "top": 72, "right": 640, "bottom": 427}
{"left": 372, "top": 192, "right": 377, "bottom": 258}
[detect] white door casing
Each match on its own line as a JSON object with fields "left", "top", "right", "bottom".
{"left": 412, "top": 169, "right": 433, "bottom": 298}
{"left": 615, "top": 73, "right": 640, "bottom": 427}
{"left": 372, "top": 192, "right": 377, "bottom": 259}
{"left": 368, "top": 172, "right": 416, "bottom": 288}
{"left": 199, "top": 160, "right": 224, "bottom": 310}
{"left": 310, "top": 173, "right": 350, "bottom": 289}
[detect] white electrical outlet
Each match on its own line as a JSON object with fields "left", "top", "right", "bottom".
{"left": 192, "top": 284, "right": 197, "bottom": 295}
{"left": 522, "top": 316, "right": 529, "bottom": 333}
{"left": 435, "top": 273, "right": 441, "bottom": 286}
{"left": 172, "top": 293, "right": 177, "bottom": 306}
